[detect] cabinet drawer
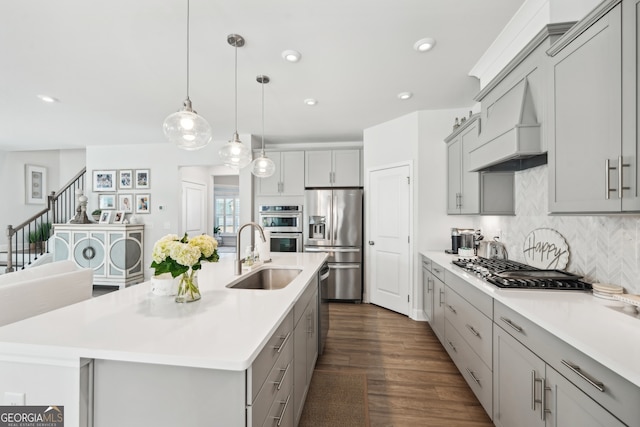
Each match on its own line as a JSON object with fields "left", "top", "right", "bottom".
{"left": 249, "top": 311, "right": 294, "bottom": 403}
{"left": 261, "top": 363, "right": 294, "bottom": 427}
{"left": 445, "top": 319, "right": 493, "bottom": 417}
{"left": 421, "top": 257, "right": 432, "bottom": 272}
{"left": 445, "top": 287, "right": 492, "bottom": 368}
{"left": 445, "top": 270, "right": 493, "bottom": 318}
{"left": 431, "top": 261, "right": 445, "bottom": 283}
{"left": 251, "top": 335, "right": 293, "bottom": 427}
{"left": 495, "top": 301, "right": 640, "bottom": 426}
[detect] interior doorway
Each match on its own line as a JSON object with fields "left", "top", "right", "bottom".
{"left": 213, "top": 175, "right": 240, "bottom": 253}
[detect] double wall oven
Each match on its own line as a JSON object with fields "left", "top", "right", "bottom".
{"left": 258, "top": 205, "right": 303, "bottom": 253}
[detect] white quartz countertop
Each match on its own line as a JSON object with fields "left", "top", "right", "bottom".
{"left": 420, "top": 250, "right": 640, "bottom": 388}
{"left": 0, "top": 253, "right": 327, "bottom": 371}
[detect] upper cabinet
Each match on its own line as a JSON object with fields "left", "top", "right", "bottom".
{"left": 305, "top": 149, "right": 361, "bottom": 187}
{"left": 256, "top": 151, "right": 305, "bottom": 197}
{"left": 446, "top": 116, "right": 481, "bottom": 214}
{"left": 547, "top": 0, "right": 640, "bottom": 213}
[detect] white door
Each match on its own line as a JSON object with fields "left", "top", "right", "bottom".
{"left": 368, "top": 164, "right": 411, "bottom": 315}
{"left": 181, "top": 181, "right": 206, "bottom": 237}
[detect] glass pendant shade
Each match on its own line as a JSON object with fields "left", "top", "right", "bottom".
{"left": 163, "top": 99, "right": 212, "bottom": 151}
{"left": 219, "top": 132, "right": 252, "bottom": 169}
{"left": 251, "top": 153, "right": 276, "bottom": 178}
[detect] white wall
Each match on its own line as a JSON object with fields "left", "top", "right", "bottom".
{"left": 86, "top": 137, "right": 254, "bottom": 280}
{"left": 0, "top": 149, "right": 85, "bottom": 248}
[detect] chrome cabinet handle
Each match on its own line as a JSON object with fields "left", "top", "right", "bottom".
{"left": 273, "top": 331, "right": 291, "bottom": 353}
{"left": 531, "top": 371, "right": 549, "bottom": 420}
{"left": 274, "top": 394, "right": 291, "bottom": 426}
{"left": 458, "top": 192, "right": 463, "bottom": 208}
{"left": 466, "top": 368, "right": 481, "bottom": 386}
{"left": 273, "top": 363, "right": 291, "bottom": 391}
{"left": 432, "top": 267, "right": 441, "bottom": 274}
{"left": 438, "top": 289, "right": 444, "bottom": 307}
{"left": 427, "top": 277, "right": 433, "bottom": 293}
{"left": 606, "top": 159, "right": 617, "bottom": 199}
{"left": 447, "top": 340, "right": 457, "bottom": 353}
{"left": 561, "top": 360, "right": 605, "bottom": 392}
{"left": 446, "top": 304, "right": 457, "bottom": 315}
{"left": 500, "top": 316, "right": 523, "bottom": 333}
{"left": 368, "top": 241, "right": 375, "bottom": 245}
{"left": 619, "top": 156, "right": 630, "bottom": 199}
{"left": 465, "top": 324, "right": 480, "bottom": 337}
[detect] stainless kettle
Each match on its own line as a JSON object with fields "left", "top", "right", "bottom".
{"left": 477, "top": 238, "right": 508, "bottom": 259}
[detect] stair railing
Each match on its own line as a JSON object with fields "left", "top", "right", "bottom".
{"left": 5, "top": 167, "right": 86, "bottom": 273}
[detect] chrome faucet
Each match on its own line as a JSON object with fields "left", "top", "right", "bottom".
{"left": 235, "top": 222, "right": 267, "bottom": 275}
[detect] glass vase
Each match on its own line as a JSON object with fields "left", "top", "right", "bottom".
{"left": 175, "top": 268, "right": 201, "bottom": 303}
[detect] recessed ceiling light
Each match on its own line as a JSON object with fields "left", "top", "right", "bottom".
{"left": 304, "top": 98, "right": 317, "bottom": 106}
{"left": 397, "top": 92, "right": 413, "bottom": 100}
{"left": 282, "top": 50, "right": 301, "bottom": 63}
{"left": 37, "top": 94, "right": 60, "bottom": 103}
{"left": 413, "top": 38, "right": 436, "bottom": 52}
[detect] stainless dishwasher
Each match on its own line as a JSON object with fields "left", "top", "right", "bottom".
{"left": 318, "top": 262, "right": 330, "bottom": 355}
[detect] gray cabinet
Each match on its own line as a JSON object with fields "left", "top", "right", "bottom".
{"left": 53, "top": 224, "right": 144, "bottom": 289}
{"left": 446, "top": 116, "right": 480, "bottom": 214}
{"left": 256, "top": 151, "right": 305, "bottom": 196}
{"left": 305, "top": 149, "right": 361, "bottom": 187}
{"left": 293, "top": 277, "right": 318, "bottom": 424}
{"left": 430, "top": 261, "right": 446, "bottom": 342}
{"left": 548, "top": 0, "right": 640, "bottom": 212}
{"left": 422, "top": 259, "right": 433, "bottom": 322}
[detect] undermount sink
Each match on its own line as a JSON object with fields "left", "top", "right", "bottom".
{"left": 227, "top": 268, "right": 302, "bottom": 290}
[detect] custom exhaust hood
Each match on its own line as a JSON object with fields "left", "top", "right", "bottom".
{"left": 467, "top": 77, "right": 546, "bottom": 172}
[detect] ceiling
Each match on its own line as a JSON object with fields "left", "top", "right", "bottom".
{"left": 0, "top": 0, "right": 525, "bottom": 152}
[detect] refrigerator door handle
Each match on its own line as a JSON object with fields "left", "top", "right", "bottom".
{"left": 328, "top": 263, "right": 361, "bottom": 269}
{"left": 333, "top": 195, "right": 338, "bottom": 243}
{"left": 305, "top": 247, "right": 360, "bottom": 253}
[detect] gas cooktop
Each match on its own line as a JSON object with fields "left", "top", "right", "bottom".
{"left": 452, "top": 257, "right": 592, "bottom": 291}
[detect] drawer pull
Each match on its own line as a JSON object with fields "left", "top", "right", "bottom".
{"left": 274, "top": 394, "right": 291, "bottom": 426}
{"left": 273, "top": 332, "right": 291, "bottom": 353}
{"left": 446, "top": 304, "right": 457, "bottom": 314}
{"left": 273, "top": 363, "right": 291, "bottom": 391}
{"left": 465, "top": 324, "right": 480, "bottom": 337}
{"left": 465, "top": 368, "right": 481, "bottom": 386}
{"left": 433, "top": 267, "right": 441, "bottom": 274}
{"left": 561, "top": 360, "right": 605, "bottom": 392}
{"left": 500, "top": 316, "right": 523, "bottom": 333}
{"left": 447, "top": 340, "right": 457, "bottom": 353}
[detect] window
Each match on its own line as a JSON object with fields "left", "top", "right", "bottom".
{"left": 214, "top": 178, "right": 240, "bottom": 234}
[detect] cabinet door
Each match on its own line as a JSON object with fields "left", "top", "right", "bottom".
{"left": 545, "top": 366, "right": 625, "bottom": 427}
{"left": 431, "top": 277, "right": 445, "bottom": 342}
{"left": 332, "top": 150, "right": 361, "bottom": 187}
{"left": 549, "top": 4, "right": 622, "bottom": 213}
{"left": 305, "top": 151, "right": 333, "bottom": 187}
{"left": 460, "top": 122, "right": 480, "bottom": 214}
{"left": 306, "top": 291, "right": 318, "bottom": 381}
{"left": 280, "top": 151, "right": 305, "bottom": 196}
{"left": 493, "top": 324, "right": 545, "bottom": 427}
{"left": 622, "top": 0, "right": 640, "bottom": 211}
{"left": 447, "top": 138, "right": 462, "bottom": 214}
{"left": 256, "top": 153, "right": 283, "bottom": 196}
{"left": 293, "top": 314, "right": 307, "bottom": 423}
{"left": 422, "top": 264, "right": 433, "bottom": 322}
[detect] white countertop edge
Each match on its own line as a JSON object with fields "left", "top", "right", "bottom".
{"left": 420, "top": 250, "right": 640, "bottom": 388}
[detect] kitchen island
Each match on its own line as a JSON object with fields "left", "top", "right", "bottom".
{"left": 0, "top": 252, "right": 327, "bottom": 427}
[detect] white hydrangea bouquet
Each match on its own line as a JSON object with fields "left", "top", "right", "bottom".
{"left": 150, "top": 233, "right": 219, "bottom": 302}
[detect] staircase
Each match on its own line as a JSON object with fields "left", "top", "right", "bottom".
{"left": 2, "top": 167, "right": 87, "bottom": 273}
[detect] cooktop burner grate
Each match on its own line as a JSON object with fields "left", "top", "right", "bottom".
{"left": 452, "top": 257, "right": 592, "bottom": 291}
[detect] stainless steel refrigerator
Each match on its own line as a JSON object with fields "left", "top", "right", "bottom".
{"left": 304, "top": 188, "right": 363, "bottom": 301}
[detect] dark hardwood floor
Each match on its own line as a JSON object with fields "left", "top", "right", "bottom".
{"left": 314, "top": 303, "right": 493, "bottom": 427}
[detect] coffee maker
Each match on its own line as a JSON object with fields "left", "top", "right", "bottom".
{"left": 446, "top": 228, "right": 482, "bottom": 254}
{"left": 446, "top": 228, "right": 461, "bottom": 254}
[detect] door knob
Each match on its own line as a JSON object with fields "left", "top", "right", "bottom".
{"left": 368, "top": 241, "right": 375, "bottom": 245}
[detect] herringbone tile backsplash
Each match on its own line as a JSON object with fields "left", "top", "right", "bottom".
{"left": 475, "top": 165, "right": 640, "bottom": 294}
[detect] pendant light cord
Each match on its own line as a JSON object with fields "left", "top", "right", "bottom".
{"left": 261, "top": 79, "right": 265, "bottom": 155}
{"left": 186, "top": 0, "right": 190, "bottom": 100}
{"left": 234, "top": 41, "right": 238, "bottom": 133}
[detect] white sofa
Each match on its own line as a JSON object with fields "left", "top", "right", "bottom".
{"left": 0, "top": 260, "right": 93, "bottom": 327}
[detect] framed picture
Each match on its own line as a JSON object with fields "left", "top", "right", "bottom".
{"left": 135, "top": 194, "right": 150, "bottom": 214}
{"left": 98, "top": 193, "right": 116, "bottom": 210}
{"left": 25, "top": 164, "right": 47, "bottom": 204}
{"left": 113, "top": 210, "right": 125, "bottom": 224}
{"left": 118, "top": 169, "right": 133, "bottom": 189}
{"left": 135, "top": 169, "right": 150, "bottom": 189}
{"left": 99, "top": 211, "right": 112, "bottom": 224}
{"left": 118, "top": 193, "right": 133, "bottom": 213}
{"left": 93, "top": 170, "right": 116, "bottom": 192}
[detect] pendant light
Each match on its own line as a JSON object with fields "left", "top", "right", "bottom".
{"left": 251, "top": 75, "right": 276, "bottom": 178}
{"left": 162, "top": 0, "right": 212, "bottom": 150}
{"left": 219, "top": 34, "right": 252, "bottom": 169}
